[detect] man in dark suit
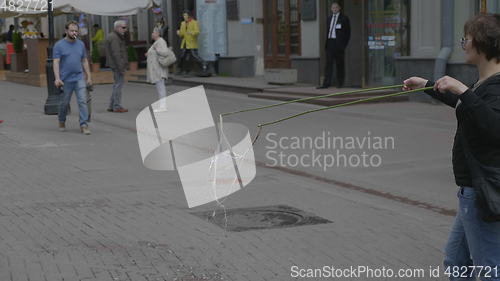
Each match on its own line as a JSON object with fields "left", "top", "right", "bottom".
{"left": 318, "top": 2, "right": 351, "bottom": 89}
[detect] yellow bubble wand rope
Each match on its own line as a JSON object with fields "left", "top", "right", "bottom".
{"left": 219, "top": 85, "right": 433, "bottom": 145}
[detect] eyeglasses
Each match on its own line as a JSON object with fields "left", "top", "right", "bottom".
{"left": 121, "top": 26, "right": 128, "bottom": 29}
{"left": 460, "top": 37, "right": 470, "bottom": 50}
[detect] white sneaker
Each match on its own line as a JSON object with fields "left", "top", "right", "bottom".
{"left": 80, "top": 125, "right": 91, "bottom": 135}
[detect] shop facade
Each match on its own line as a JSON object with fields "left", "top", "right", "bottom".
{"left": 181, "top": 0, "right": 483, "bottom": 87}
{"left": 0, "top": 0, "right": 495, "bottom": 88}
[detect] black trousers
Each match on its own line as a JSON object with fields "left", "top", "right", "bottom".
{"left": 177, "top": 49, "right": 205, "bottom": 72}
{"left": 322, "top": 39, "right": 345, "bottom": 87}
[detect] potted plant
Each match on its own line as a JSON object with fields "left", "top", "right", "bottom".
{"left": 0, "top": 49, "right": 5, "bottom": 71}
{"left": 13, "top": 32, "right": 23, "bottom": 53}
{"left": 127, "top": 45, "right": 138, "bottom": 71}
{"left": 91, "top": 46, "right": 100, "bottom": 72}
{"left": 11, "top": 32, "right": 27, "bottom": 72}
{"left": 0, "top": 34, "right": 5, "bottom": 70}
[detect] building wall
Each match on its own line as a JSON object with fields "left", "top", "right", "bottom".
{"left": 410, "top": 0, "right": 441, "bottom": 58}
{"left": 1, "top": 18, "right": 14, "bottom": 33}
{"left": 487, "top": 0, "right": 500, "bottom": 11}
{"left": 300, "top": 4, "right": 320, "bottom": 58}
{"left": 254, "top": 16, "right": 264, "bottom": 75}
{"left": 137, "top": 10, "right": 150, "bottom": 42}
{"left": 226, "top": 0, "right": 261, "bottom": 57}
{"left": 291, "top": 0, "right": 320, "bottom": 84}
{"left": 226, "top": 21, "right": 257, "bottom": 55}
{"left": 403, "top": 0, "right": 478, "bottom": 72}
{"left": 408, "top": 0, "right": 478, "bottom": 63}
{"left": 398, "top": 0, "right": 479, "bottom": 101}
{"left": 225, "top": 0, "right": 264, "bottom": 74}
{"left": 448, "top": 0, "right": 479, "bottom": 86}
{"left": 54, "top": 15, "right": 68, "bottom": 40}
{"left": 449, "top": 0, "right": 477, "bottom": 63}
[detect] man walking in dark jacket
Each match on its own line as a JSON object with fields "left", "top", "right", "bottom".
{"left": 318, "top": 2, "right": 351, "bottom": 89}
{"left": 106, "top": 20, "right": 129, "bottom": 113}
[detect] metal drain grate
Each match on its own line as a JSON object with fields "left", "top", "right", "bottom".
{"left": 192, "top": 205, "right": 332, "bottom": 232}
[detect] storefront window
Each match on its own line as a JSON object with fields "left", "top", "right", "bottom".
{"left": 366, "top": 0, "right": 410, "bottom": 86}
{"left": 264, "top": 0, "right": 273, "bottom": 57}
{"left": 289, "top": 0, "right": 300, "bottom": 55}
{"left": 487, "top": 0, "right": 500, "bottom": 13}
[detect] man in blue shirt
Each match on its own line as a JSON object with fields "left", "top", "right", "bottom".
{"left": 53, "top": 20, "right": 92, "bottom": 135}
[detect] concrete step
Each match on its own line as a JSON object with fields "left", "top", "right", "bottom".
{"left": 248, "top": 92, "right": 409, "bottom": 106}
{"left": 127, "top": 72, "right": 406, "bottom": 104}
{"left": 129, "top": 74, "right": 272, "bottom": 94}
{"left": 168, "top": 78, "right": 261, "bottom": 94}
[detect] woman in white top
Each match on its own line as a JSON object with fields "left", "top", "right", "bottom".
{"left": 146, "top": 27, "right": 170, "bottom": 112}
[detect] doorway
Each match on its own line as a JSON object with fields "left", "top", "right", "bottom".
{"left": 263, "top": 0, "right": 301, "bottom": 68}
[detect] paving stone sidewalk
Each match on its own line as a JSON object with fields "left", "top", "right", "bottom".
{"left": 0, "top": 81, "right": 454, "bottom": 281}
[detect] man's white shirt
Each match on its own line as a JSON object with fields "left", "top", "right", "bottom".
{"left": 329, "top": 13, "right": 340, "bottom": 39}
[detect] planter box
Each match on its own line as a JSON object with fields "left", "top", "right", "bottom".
{"left": 91, "top": 63, "right": 100, "bottom": 73}
{"left": 264, "top": 68, "right": 298, "bottom": 85}
{"left": 129, "top": 61, "right": 138, "bottom": 72}
{"left": 218, "top": 56, "right": 255, "bottom": 77}
{"left": 26, "top": 38, "right": 48, "bottom": 75}
{"left": 11, "top": 50, "right": 28, "bottom": 72}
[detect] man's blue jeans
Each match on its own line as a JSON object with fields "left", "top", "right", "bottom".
{"left": 58, "top": 79, "right": 89, "bottom": 127}
{"left": 444, "top": 186, "right": 500, "bottom": 281}
{"left": 109, "top": 70, "right": 124, "bottom": 110}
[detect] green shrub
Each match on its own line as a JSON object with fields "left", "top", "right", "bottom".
{"left": 12, "top": 32, "right": 23, "bottom": 53}
{"left": 127, "top": 46, "right": 137, "bottom": 62}
{"left": 91, "top": 45, "right": 100, "bottom": 63}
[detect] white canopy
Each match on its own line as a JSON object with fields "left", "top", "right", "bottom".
{"left": 0, "top": 0, "right": 154, "bottom": 18}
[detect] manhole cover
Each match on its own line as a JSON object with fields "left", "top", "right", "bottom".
{"left": 192, "top": 205, "right": 332, "bottom": 232}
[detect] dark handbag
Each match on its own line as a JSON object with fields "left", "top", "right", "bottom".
{"left": 459, "top": 131, "right": 500, "bottom": 222}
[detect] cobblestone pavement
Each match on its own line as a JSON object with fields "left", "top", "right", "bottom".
{"left": 0, "top": 81, "right": 456, "bottom": 280}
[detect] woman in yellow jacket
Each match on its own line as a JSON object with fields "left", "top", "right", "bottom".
{"left": 176, "top": 11, "right": 207, "bottom": 75}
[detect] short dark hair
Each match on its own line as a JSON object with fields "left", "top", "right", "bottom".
{"left": 183, "top": 10, "right": 191, "bottom": 16}
{"left": 93, "top": 24, "right": 99, "bottom": 28}
{"left": 9, "top": 25, "right": 14, "bottom": 30}
{"left": 464, "top": 13, "right": 500, "bottom": 62}
{"left": 65, "top": 20, "right": 79, "bottom": 30}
